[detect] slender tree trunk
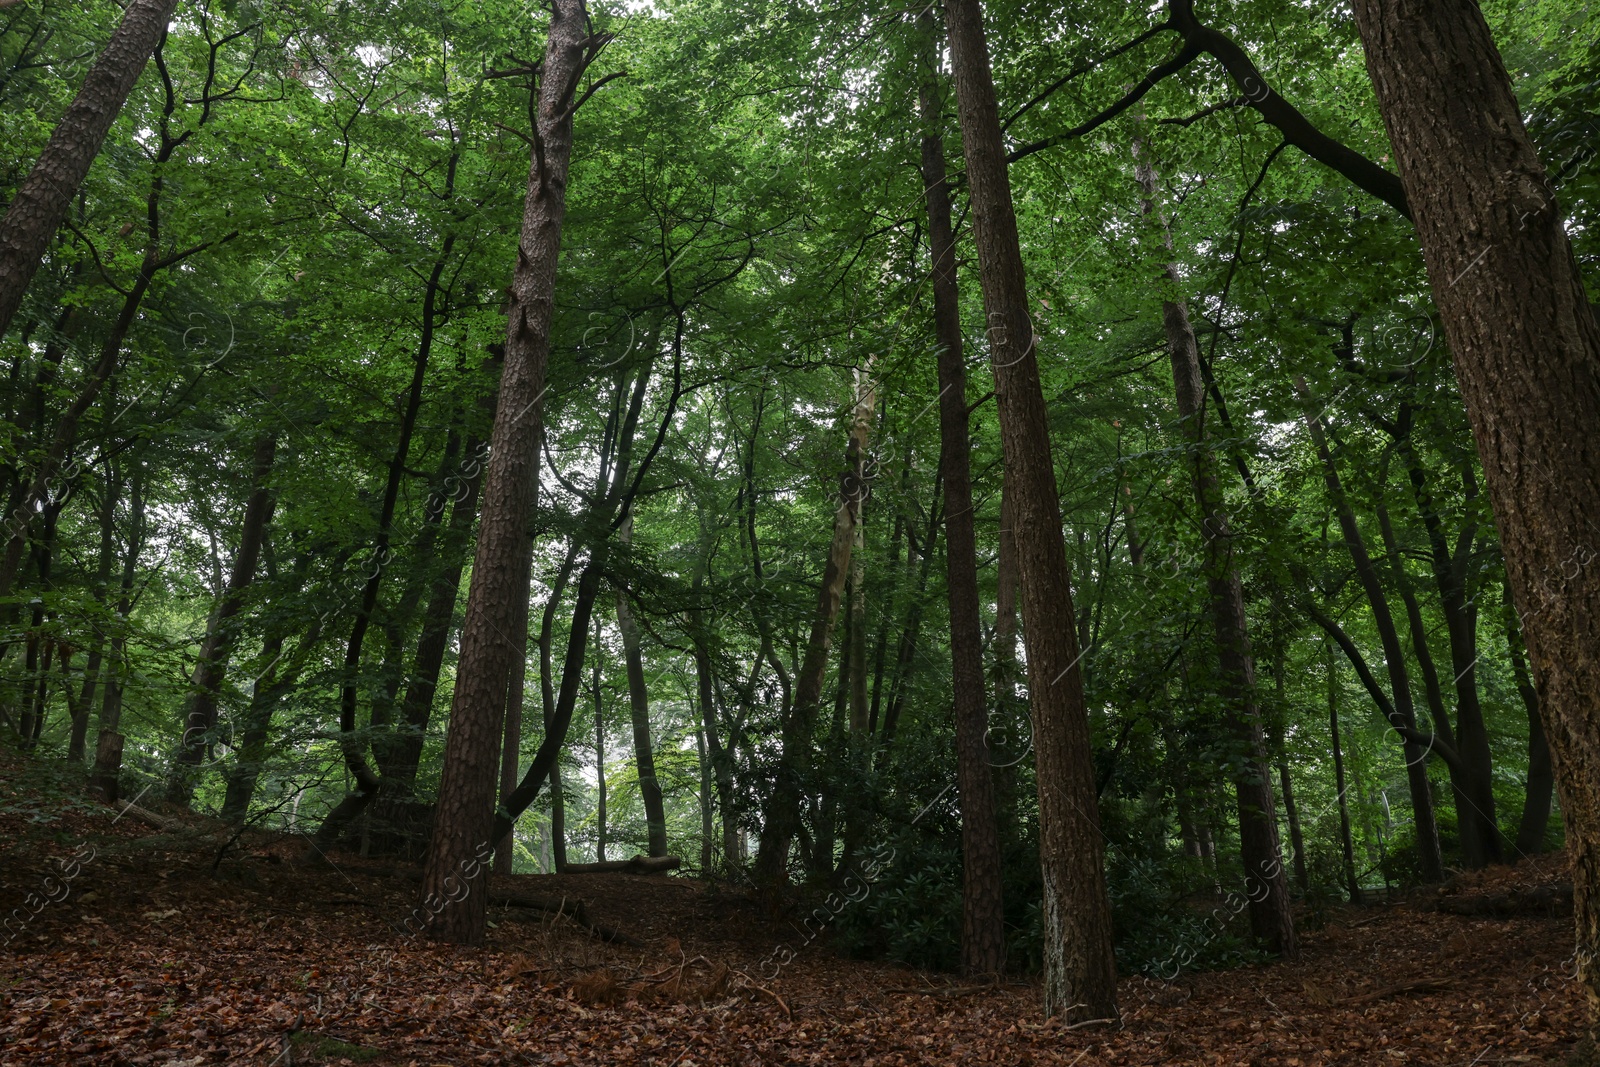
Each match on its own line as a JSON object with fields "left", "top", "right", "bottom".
{"left": 422, "top": 2, "right": 596, "bottom": 944}
{"left": 69, "top": 471, "right": 119, "bottom": 763}
{"left": 1347, "top": 0, "right": 1600, "bottom": 1013}
{"left": 615, "top": 514, "right": 667, "bottom": 856}
{"left": 494, "top": 539, "right": 533, "bottom": 875}
{"left": 918, "top": 10, "right": 1005, "bottom": 976}
{"left": 91, "top": 464, "right": 144, "bottom": 802}
{"left": 539, "top": 547, "right": 579, "bottom": 872}
{"left": 168, "top": 434, "right": 276, "bottom": 805}
{"left": 753, "top": 366, "right": 875, "bottom": 884}
{"left": 1329, "top": 645, "right": 1363, "bottom": 906}
{"left": 944, "top": 0, "right": 1117, "bottom": 1019}
{"left": 1293, "top": 380, "right": 1444, "bottom": 883}
{"left": 593, "top": 610, "right": 607, "bottom": 864}
{"left": 1136, "top": 140, "right": 1298, "bottom": 951}
{"left": 0, "top": 0, "right": 179, "bottom": 340}
{"left": 1506, "top": 580, "right": 1553, "bottom": 857}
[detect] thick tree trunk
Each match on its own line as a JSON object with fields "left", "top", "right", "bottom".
{"left": 944, "top": 0, "right": 1118, "bottom": 1019}
{"left": 1293, "top": 382, "right": 1444, "bottom": 884}
{"left": 1137, "top": 140, "right": 1298, "bottom": 952}
{"left": 615, "top": 514, "right": 667, "bottom": 856}
{"left": 1347, "top": 0, "right": 1600, "bottom": 1015}
{"left": 918, "top": 11, "right": 1005, "bottom": 977}
{"left": 0, "top": 0, "right": 179, "bottom": 340}
{"left": 752, "top": 366, "right": 875, "bottom": 885}
{"left": 168, "top": 434, "right": 276, "bottom": 806}
{"left": 422, "top": 2, "right": 594, "bottom": 945}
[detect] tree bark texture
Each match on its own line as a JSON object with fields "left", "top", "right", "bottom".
{"left": 944, "top": 0, "right": 1118, "bottom": 1019}
{"left": 918, "top": 10, "right": 1006, "bottom": 978}
{"left": 0, "top": 0, "right": 179, "bottom": 340}
{"left": 422, "top": 1, "right": 594, "bottom": 945}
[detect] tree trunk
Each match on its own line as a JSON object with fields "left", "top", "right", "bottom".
{"left": 1329, "top": 644, "right": 1363, "bottom": 906}
{"left": 593, "top": 609, "right": 607, "bottom": 865}
{"left": 918, "top": 10, "right": 1005, "bottom": 977}
{"left": 168, "top": 434, "right": 276, "bottom": 806}
{"left": 539, "top": 547, "right": 579, "bottom": 872}
{"left": 1136, "top": 140, "right": 1298, "bottom": 952}
{"left": 615, "top": 514, "right": 667, "bottom": 856}
{"left": 1293, "top": 381, "right": 1444, "bottom": 884}
{"left": 495, "top": 538, "right": 533, "bottom": 875}
{"left": 69, "top": 470, "right": 119, "bottom": 763}
{"left": 753, "top": 365, "right": 875, "bottom": 885}
{"left": 1347, "top": 0, "right": 1600, "bottom": 1012}
{"left": 944, "top": 0, "right": 1117, "bottom": 1019}
{"left": 0, "top": 0, "right": 179, "bottom": 340}
{"left": 91, "top": 463, "right": 144, "bottom": 801}
{"left": 1506, "top": 581, "right": 1553, "bottom": 857}
{"left": 422, "top": 1, "right": 595, "bottom": 945}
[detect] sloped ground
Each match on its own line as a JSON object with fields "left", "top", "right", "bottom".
{"left": 0, "top": 752, "right": 1588, "bottom": 1065}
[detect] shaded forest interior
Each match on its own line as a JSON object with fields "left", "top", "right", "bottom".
{"left": 1, "top": 0, "right": 1599, "bottom": 1062}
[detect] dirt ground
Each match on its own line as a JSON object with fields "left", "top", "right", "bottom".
{"left": 0, "top": 754, "right": 1588, "bottom": 1065}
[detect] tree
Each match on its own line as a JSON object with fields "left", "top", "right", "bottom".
{"left": 944, "top": 0, "right": 1118, "bottom": 1020}
{"left": 1346, "top": 0, "right": 1600, "bottom": 1015}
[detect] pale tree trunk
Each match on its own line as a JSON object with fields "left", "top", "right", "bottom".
{"left": 0, "top": 0, "right": 179, "bottom": 340}
{"left": 944, "top": 0, "right": 1117, "bottom": 1019}
{"left": 615, "top": 514, "right": 667, "bottom": 856}
{"left": 918, "top": 9, "right": 1005, "bottom": 977}
{"left": 423, "top": 0, "right": 601, "bottom": 945}
{"left": 753, "top": 364, "right": 876, "bottom": 885}
{"left": 167, "top": 434, "right": 275, "bottom": 806}
{"left": 1135, "top": 139, "right": 1297, "bottom": 953}
{"left": 1347, "top": 0, "right": 1600, "bottom": 1018}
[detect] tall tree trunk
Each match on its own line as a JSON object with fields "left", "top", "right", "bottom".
{"left": 592, "top": 610, "right": 607, "bottom": 864}
{"left": 91, "top": 463, "right": 144, "bottom": 802}
{"left": 918, "top": 10, "right": 1005, "bottom": 977}
{"left": 1347, "top": 0, "right": 1600, "bottom": 1013}
{"left": 1329, "top": 644, "right": 1363, "bottom": 906}
{"left": 539, "top": 546, "right": 579, "bottom": 872}
{"left": 168, "top": 434, "right": 276, "bottom": 806}
{"left": 1136, "top": 139, "right": 1298, "bottom": 950}
{"left": 0, "top": 0, "right": 179, "bottom": 340}
{"left": 752, "top": 365, "right": 875, "bottom": 885}
{"left": 69, "top": 469, "right": 119, "bottom": 763}
{"left": 1293, "top": 381, "right": 1444, "bottom": 883}
{"left": 1506, "top": 580, "right": 1553, "bottom": 857}
{"left": 944, "top": 0, "right": 1117, "bottom": 1019}
{"left": 422, "top": 1, "right": 597, "bottom": 944}
{"left": 494, "top": 538, "right": 533, "bottom": 875}
{"left": 615, "top": 514, "right": 667, "bottom": 856}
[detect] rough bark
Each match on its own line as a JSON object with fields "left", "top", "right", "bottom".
{"left": 1346, "top": 0, "right": 1600, "bottom": 1015}
{"left": 422, "top": 1, "right": 596, "bottom": 945}
{"left": 945, "top": 0, "right": 1118, "bottom": 1019}
{"left": 0, "top": 0, "right": 179, "bottom": 340}
{"left": 918, "top": 10, "right": 1005, "bottom": 977}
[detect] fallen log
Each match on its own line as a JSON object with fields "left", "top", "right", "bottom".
{"left": 1342, "top": 978, "right": 1454, "bottom": 1006}
{"left": 560, "top": 854, "right": 681, "bottom": 875}
{"left": 113, "top": 799, "right": 177, "bottom": 832}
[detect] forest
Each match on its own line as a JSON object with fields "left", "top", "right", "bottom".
{"left": 1, "top": 0, "right": 1598, "bottom": 1062}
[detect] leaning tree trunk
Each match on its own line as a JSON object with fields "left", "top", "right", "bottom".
{"left": 1292, "top": 381, "right": 1444, "bottom": 884}
{"left": 615, "top": 514, "right": 667, "bottom": 856}
{"left": 1136, "top": 139, "right": 1298, "bottom": 953}
{"left": 1347, "top": 0, "right": 1600, "bottom": 1020}
{"left": 752, "top": 365, "right": 876, "bottom": 885}
{"left": 917, "top": 9, "right": 1005, "bottom": 978}
{"left": 0, "top": 0, "right": 179, "bottom": 340}
{"left": 168, "top": 434, "right": 276, "bottom": 806}
{"left": 421, "top": 1, "right": 599, "bottom": 945}
{"left": 944, "top": 0, "right": 1118, "bottom": 1020}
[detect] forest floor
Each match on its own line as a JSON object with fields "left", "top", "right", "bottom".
{"left": 0, "top": 753, "right": 1590, "bottom": 1066}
